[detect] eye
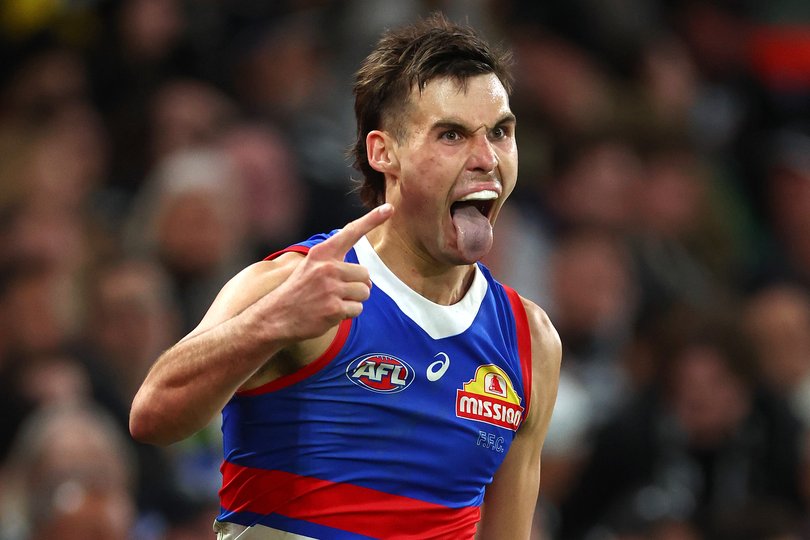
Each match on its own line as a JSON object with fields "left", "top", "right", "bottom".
{"left": 489, "top": 126, "right": 509, "bottom": 140}
{"left": 440, "top": 130, "right": 462, "bottom": 142}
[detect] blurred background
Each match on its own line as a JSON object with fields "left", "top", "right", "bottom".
{"left": 0, "top": 0, "right": 809, "bottom": 539}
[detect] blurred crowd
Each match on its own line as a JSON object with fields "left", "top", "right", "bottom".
{"left": 0, "top": 1, "right": 809, "bottom": 539}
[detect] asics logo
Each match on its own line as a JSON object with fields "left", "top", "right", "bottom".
{"left": 426, "top": 352, "right": 451, "bottom": 382}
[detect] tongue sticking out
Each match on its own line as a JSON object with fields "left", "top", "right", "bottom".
{"left": 451, "top": 203, "right": 493, "bottom": 261}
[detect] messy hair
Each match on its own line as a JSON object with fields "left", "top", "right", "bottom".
{"left": 352, "top": 12, "right": 513, "bottom": 207}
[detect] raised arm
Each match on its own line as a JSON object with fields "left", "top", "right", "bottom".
{"left": 477, "top": 297, "right": 562, "bottom": 539}
{"left": 129, "top": 204, "right": 394, "bottom": 446}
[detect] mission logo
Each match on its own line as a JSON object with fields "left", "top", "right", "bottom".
{"left": 456, "top": 364, "right": 524, "bottom": 431}
{"left": 346, "top": 353, "right": 414, "bottom": 393}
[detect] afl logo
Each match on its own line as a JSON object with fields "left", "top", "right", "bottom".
{"left": 346, "top": 354, "right": 414, "bottom": 393}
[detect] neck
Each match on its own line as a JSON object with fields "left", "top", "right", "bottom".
{"left": 365, "top": 226, "right": 476, "bottom": 305}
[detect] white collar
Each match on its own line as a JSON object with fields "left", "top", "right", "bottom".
{"left": 353, "top": 235, "right": 488, "bottom": 339}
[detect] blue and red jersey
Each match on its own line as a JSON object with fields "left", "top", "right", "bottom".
{"left": 216, "top": 232, "right": 532, "bottom": 539}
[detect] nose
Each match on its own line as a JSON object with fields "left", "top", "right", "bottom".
{"left": 467, "top": 132, "right": 498, "bottom": 173}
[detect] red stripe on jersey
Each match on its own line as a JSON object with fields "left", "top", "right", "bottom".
{"left": 236, "top": 317, "right": 352, "bottom": 396}
{"left": 503, "top": 285, "right": 532, "bottom": 421}
{"left": 219, "top": 461, "right": 480, "bottom": 539}
{"left": 243, "top": 242, "right": 348, "bottom": 395}
{"left": 264, "top": 245, "right": 311, "bottom": 261}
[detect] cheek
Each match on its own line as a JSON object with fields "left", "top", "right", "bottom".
{"left": 409, "top": 151, "right": 444, "bottom": 179}
{"left": 499, "top": 146, "right": 519, "bottom": 183}
{"left": 402, "top": 156, "right": 450, "bottom": 203}
{"left": 400, "top": 183, "right": 440, "bottom": 218}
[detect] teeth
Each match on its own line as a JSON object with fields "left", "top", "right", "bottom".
{"left": 458, "top": 190, "right": 498, "bottom": 202}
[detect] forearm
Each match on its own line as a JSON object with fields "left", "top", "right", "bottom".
{"left": 130, "top": 309, "right": 283, "bottom": 445}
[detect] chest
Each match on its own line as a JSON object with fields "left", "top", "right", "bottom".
{"left": 320, "top": 287, "right": 526, "bottom": 442}
{"left": 224, "top": 283, "right": 526, "bottom": 505}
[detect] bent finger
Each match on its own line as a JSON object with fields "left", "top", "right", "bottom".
{"left": 342, "top": 300, "right": 365, "bottom": 320}
{"left": 335, "top": 262, "right": 371, "bottom": 286}
{"left": 341, "top": 281, "right": 372, "bottom": 303}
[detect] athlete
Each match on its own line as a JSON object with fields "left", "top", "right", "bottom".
{"left": 130, "top": 13, "right": 561, "bottom": 540}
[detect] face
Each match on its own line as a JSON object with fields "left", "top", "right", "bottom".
{"left": 374, "top": 73, "right": 517, "bottom": 267}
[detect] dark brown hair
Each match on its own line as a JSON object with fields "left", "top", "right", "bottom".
{"left": 351, "top": 12, "right": 513, "bottom": 207}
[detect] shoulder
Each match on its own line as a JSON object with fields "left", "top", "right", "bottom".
{"left": 519, "top": 296, "right": 561, "bottom": 370}
{"left": 516, "top": 295, "right": 562, "bottom": 431}
{"left": 220, "top": 252, "right": 304, "bottom": 302}
{"left": 184, "top": 252, "right": 305, "bottom": 341}
{"left": 264, "top": 230, "right": 341, "bottom": 260}
{"left": 494, "top": 282, "right": 561, "bottom": 391}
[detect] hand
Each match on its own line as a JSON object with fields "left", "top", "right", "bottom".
{"left": 265, "top": 203, "right": 394, "bottom": 343}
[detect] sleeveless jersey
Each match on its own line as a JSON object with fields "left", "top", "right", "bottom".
{"left": 216, "top": 233, "right": 532, "bottom": 540}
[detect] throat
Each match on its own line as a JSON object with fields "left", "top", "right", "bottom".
{"left": 368, "top": 233, "right": 476, "bottom": 305}
{"left": 403, "top": 264, "right": 477, "bottom": 305}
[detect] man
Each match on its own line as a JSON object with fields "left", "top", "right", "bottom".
{"left": 130, "top": 13, "right": 561, "bottom": 540}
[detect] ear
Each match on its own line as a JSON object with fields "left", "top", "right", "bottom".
{"left": 366, "top": 130, "right": 399, "bottom": 174}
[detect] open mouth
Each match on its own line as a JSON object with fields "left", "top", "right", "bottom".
{"left": 450, "top": 190, "right": 498, "bottom": 219}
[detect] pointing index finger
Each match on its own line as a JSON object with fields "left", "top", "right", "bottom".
{"left": 313, "top": 203, "right": 394, "bottom": 260}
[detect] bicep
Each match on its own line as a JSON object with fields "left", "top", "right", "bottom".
{"left": 478, "top": 425, "right": 543, "bottom": 539}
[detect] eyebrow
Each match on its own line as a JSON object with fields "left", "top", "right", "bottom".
{"left": 431, "top": 112, "right": 517, "bottom": 133}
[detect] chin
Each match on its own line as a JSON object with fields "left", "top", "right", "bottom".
{"left": 445, "top": 243, "right": 488, "bottom": 266}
